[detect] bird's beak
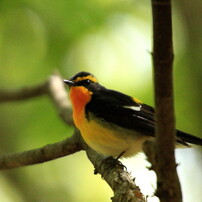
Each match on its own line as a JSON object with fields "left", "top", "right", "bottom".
{"left": 63, "top": 79, "right": 76, "bottom": 87}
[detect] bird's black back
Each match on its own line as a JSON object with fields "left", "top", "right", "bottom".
{"left": 86, "top": 86, "right": 155, "bottom": 136}
{"left": 85, "top": 86, "right": 202, "bottom": 146}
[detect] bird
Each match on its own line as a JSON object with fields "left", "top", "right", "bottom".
{"left": 64, "top": 71, "right": 202, "bottom": 158}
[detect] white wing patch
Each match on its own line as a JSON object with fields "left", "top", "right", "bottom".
{"left": 123, "top": 105, "right": 142, "bottom": 111}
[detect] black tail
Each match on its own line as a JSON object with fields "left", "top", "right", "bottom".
{"left": 177, "top": 130, "right": 202, "bottom": 146}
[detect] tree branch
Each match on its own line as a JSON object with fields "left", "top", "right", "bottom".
{"left": 0, "top": 74, "right": 73, "bottom": 125}
{"left": 0, "top": 129, "right": 145, "bottom": 201}
{"left": 86, "top": 147, "right": 145, "bottom": 202}
{"left": 0, "top": 83, "right": 48, "bottom": 102}
{"left": 0, "top": 130, "right": 83, "bottom": 169}
{"left": 144, "top": 0, "right": 182, "bottom": 201}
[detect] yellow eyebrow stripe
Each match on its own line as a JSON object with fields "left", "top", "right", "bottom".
{"left": 74, "top": 75, "right": 98, "bottom": 83}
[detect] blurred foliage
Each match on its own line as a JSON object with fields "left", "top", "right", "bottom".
{"left": 0, "top": 0, "right": 201, "bottom": 202}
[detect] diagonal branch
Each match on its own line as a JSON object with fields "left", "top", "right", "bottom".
{"left": 0, "top": 131, "right": 83, "bottom": 170}
{"left": 86, "top": 147, "right": 146, "bottom": 202}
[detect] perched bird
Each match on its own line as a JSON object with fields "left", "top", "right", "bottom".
{"left": 64, "top": 71, "right": 202, "bottom": 157}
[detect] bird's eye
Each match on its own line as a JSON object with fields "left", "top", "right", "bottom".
{"left": 77, "top": 79, "right": 92, "bottom": 86}
{"left": 85, "top": 79, "right": 91, "bottom": 84}
{"left": 83, "top": 79, "right": 91, "bottom": 86}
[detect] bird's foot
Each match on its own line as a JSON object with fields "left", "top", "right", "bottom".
{"left": 94, "top": 151, "right": 127, "bottom": 174}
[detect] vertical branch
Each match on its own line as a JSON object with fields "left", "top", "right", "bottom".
{"left": 146, "top": 0, "right": 182, "bottom": 201}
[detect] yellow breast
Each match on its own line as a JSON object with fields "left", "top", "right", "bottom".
{"left": 78, "top": 116, "right": 150, "bottom": 157}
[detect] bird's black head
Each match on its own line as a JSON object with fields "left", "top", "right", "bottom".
{"left": 64, "top": 71, "right": 101, "bottom": 91}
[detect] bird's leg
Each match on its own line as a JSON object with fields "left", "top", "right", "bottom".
{"left": 116, "top": 151, "right": 125, "bottom": 160}
{"left": 113, "top": 151, "right": 127, "bottom": 170}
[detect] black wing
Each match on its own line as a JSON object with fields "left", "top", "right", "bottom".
{"left": 86, "top": 87, "right": 202, "bottom": 146}
{"left": 86, "top": 87, "right": 156, "bottom": 137}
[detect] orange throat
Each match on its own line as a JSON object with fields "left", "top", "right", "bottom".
{"left": 69, "top": 86, "right": 92, "bottom": 127}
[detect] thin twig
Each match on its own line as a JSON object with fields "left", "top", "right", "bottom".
{"left": 47, "top": 75, "right": 73, "bottom": 125}
{"left": 0, "top": 74, "right": 73, "bottom": 125}
{"left": 0, "top": 82, "right": 48, "bottom": 102}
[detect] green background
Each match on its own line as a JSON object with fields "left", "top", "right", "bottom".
{"left": 0, "top": 0, "right": 201, "bottom": 202}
